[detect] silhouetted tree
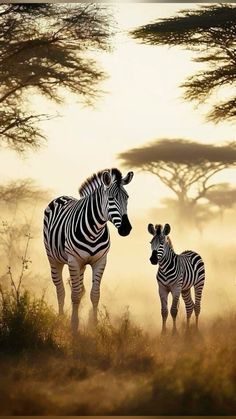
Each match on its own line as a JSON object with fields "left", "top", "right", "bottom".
{"left": 0, "top": 178, "right": 50, "bottom": 207}
{"left": 119, "top": 139, "right": 236, "bottom": 223}
{"left": 131, "top": 4, "right": 236, "bottom": 123}
{"left": 205, "top": 183, "right": 236, "bottom": 220}
{"left": 0, "top": 3, "right": 114, "bottom": 152}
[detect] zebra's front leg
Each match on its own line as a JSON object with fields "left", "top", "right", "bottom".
{"left": 68, "top": 256, "right": 85, "bottom": 334}
{"left": 158, "top": 284, "right": 169, "bottom": 335}
{"left": 90, "top": 255, "right": 107, "bottom": 326}
{"left": 170, "top": 285, "right": 181, "bottom": 335}
{"left": 49, "top": 260, "right": 65, "bottom": 316}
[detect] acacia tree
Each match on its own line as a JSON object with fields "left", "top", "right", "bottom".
{"left": 118, "top": 139, "right": 236, "bottom": 223}
{"left": 0, "top": 3, "right": 114, "bottom": 153}
{"left": 130, "top": 4, "right": 236, "bottom": 123}
{"left": 0, "top": 178, "right": 50, "bottom": 206}
{"left": 206, "top": 183, "right": 236, "bottom": 220}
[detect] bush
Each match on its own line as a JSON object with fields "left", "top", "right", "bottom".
{"left": 0, "top": 290, "right": 61, "bottom": 353}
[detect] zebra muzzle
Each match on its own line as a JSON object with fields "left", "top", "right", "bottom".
{"left": 150, "top": 250, "right": 158, "bottom": 265}
{"left": 118, "top": 214, "right": 132, "bottom": 236}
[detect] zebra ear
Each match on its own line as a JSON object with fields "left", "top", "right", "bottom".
{"left": 163, "top": 223, "right": 171, "bottom": 236}
{"left": 122, "top": 171, "right": 134, "bottom": 185}
{"left": 148, "top": 223, "right": 155, "bottom": 235}
{"left": 102, "top": 171, "right": 112, "bottom": 188}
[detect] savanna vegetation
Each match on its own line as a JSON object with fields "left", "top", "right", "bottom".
{"left": 1, "top": 283, "right": 236, "bottom": 415}
{"left": 0, "top": 195, "right": 236, "bottom": 415}
{"left": 1, "top": 2, "right": 236, "bottom": 416}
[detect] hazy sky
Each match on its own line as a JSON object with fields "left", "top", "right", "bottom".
{"left": 0, "top": 3, "right": 235, "bottom": 214}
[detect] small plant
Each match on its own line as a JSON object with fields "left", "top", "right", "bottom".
{"left": 0, "top": 221, "right": 33, "bottom": 297}
{"left": 0, "top": 222, "right": 63, "bottom": 354}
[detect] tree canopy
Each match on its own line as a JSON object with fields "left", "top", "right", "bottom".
{"left": 0, "top": 178, "right": 50, "bottom": 206}
{"left": 130, "top": 4, "right": 236, "bottom": 123}
{"left": 118, "top": 139, "right": 236, "bottom": 210}
{"left": 0, "top": 3, "right": 114, "bottom": 153}
{"left": 206, "top": 183, "right": 236, "bottom": 210}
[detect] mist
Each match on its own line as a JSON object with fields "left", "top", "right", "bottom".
{"left": 2, "top": 189, "right": 235, "bottom": 333}
{"left": 1, "top": 189, "right": 236, "bottom": 415}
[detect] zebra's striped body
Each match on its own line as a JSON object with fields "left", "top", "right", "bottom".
{"left": 44, "top": 195, "right": 110, "bottom": 264}
{"left": 44, "top": 168, "right": 133, "bottom": 333}
{"left": 148, "top": 223, "right": 205, "bottom": 333}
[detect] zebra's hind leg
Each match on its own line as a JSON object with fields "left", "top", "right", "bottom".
{"left": 68, "top": 256, "right": 85, "bottom": 334}
{"left": 90, "top": 255, "right": 107, "bottom": 326}
{"left": 194, "top": 283, "right": 204, "bottom": 330}
{"left": 181, "top": 288, "right": 195, "bottom": 330}
{"left": 49, "top": 260, "right": 65, "bottom": 316}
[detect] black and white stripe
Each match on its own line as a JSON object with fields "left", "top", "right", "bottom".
{"left": 44, "top": 168, "right": 133, "bottom": 333}
{"left": 148, "top": 223, "right": 205, "bottom": 333}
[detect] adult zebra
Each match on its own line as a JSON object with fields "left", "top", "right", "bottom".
{"left": 44, "top": 168, "right": 133, "bottom": 333}
{"left": 148, "top": 223, "right": 205, "bottom": 334}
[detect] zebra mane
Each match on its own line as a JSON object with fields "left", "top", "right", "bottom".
{"left": 167, "top": 237, "right": 174, "bottom": 251}
{"left": 79, "top": 168, "right": 122, "bottom": 197}
{"left": 157, "top": 224, "right": 174, "bottom": 250}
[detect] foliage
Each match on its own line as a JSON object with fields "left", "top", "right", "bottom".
{"left": 118, "top": 139, "right": 236, "bottom": 223}
{"left": 0, "top": 178, "right": 50, "bottom": 206}
{"left": 205, "top": 183, "right": 236, "bottom": 210}
{"left": 0, "top": 3, "right": 114, "bottom": 152}
{"left": 131, "top": 4, "right": 236, "bottom": 122}
{"left": 0, "top": 289, "right": 59, "bottom": 353}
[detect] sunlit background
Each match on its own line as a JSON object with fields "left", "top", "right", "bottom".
{"left": 1, "top": 3, "right": 236, "bottom": 330}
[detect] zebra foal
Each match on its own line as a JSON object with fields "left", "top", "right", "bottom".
{"left": 148, "top": 223, "right": 205, "bottom": 334}
{"left": 44, "top": 168, "right": 134, "bottom": 333}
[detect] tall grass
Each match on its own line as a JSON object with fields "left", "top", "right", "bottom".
{"left": 73, "top": 307, "right": 155, "bottom": 372}
{"left": 0, "top": 289, "right": 63, "bottom": 353}
{"left": 117, "top": 320, "right": 236, "bottom": 415}
{"left": 0, "top": 290, "right": 236, "bottom": 415}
